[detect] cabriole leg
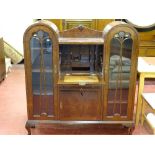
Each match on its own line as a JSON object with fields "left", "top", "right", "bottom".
{"left": 25, "top": 121, "right": 31, "bottom": 135}
{"left": 25, "top": 121, "right": 36, "bottom": 135}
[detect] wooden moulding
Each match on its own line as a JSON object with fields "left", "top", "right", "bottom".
{"left": 59, "top": 25, "right": 104, "bottom": 44}
{"left": 59, "top": 25, "right": 102, "bottom": 38}
{"left": 59, "top": 37, "right": 104, "bottom": 45}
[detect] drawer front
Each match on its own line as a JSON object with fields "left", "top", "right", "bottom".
{"left": 139, "top": 48, "right": 146, "bottom": 56}
{"left": 145, "top": 48, "right": 155, "bottom": 56}
{"left": 59, "top": 86, "right": 102, "bottom": 120}
{"left": 139, "top": 48, "right": 155, "bottom": 56}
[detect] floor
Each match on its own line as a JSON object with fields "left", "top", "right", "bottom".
{"left": 0, "top": 64, "right": 154, "bottom": 135}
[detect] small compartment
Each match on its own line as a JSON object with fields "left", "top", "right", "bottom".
{"left": 59, "top": 44, "right": 103, "bottom": 74}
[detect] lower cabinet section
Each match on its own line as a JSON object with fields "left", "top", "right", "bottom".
{"left": 59, "top": 86, "right": 102, "bottom": 120}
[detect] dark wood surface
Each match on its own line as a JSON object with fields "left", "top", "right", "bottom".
{"left": 31, "top": 123, "right": 131, "bottom": 135}
{"left": 59, "top": 86, "right": 101, "bottom": 120}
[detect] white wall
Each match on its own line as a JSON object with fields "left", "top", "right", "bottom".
{"left": 127, "top": 19, "right": 155, "bottom": 26}
{"left": 0, "top": 19, "right": 33, "bottom": 55}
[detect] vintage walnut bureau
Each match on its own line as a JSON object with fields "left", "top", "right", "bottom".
{"left": 23, "top": 20, "right": 139, "bottom": 134}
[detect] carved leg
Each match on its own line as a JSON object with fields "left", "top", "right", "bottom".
{"left": 128, "top": 126, "right": 135, "bottom": 135}
{"left": 122, "top": 124, "right": 135, "bottom": 135}
{"left": 25, "top": 121, "right": 31, "bottom": 135}
{"left": 25, "top": 121, "right": 36, "bottom": 135}
{"left": 31, "top": 123, "right": 36, "bottom": 129}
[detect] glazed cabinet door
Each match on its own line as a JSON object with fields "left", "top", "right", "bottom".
{"left": 31, "top": 30, "right": 54, "bottom": 117}
{"left": 24, "top": 22, "right": 59, "bottom": 119}
{"left": 103, "top": 23, "right": 138, "bottom": 121}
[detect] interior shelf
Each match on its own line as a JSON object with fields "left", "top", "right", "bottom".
{"left": 33, "top": 85, "right": 53, "bottom": 95}
{"left": 31, "top": 48, "right": 52, "bottom": 50}
{"left": 32, "top": 68, "right": 52, "bottom": 73}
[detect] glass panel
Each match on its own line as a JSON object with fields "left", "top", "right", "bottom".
{"left": 30, "top": 30, "right": 54, "bottom": 116}
{"left": 107, "top": 32, "right": 132, "bottom": 116}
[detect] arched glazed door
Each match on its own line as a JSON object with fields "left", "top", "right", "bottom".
{"left": 23, "top": 21, "right": 59, "bottom": 119}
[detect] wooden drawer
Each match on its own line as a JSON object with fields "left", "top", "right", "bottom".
{"left": 139, "top": 48, "right": 155, "bottom": 56}
{"left": 59, "top": 85, "right": 102, "bottom": 120}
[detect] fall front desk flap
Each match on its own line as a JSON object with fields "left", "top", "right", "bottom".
{"left": 64, "top": 75, "right": 99, "bottom": 83}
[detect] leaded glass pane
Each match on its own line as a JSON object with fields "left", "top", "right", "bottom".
{"left": 30, "top": 30, "right": 54, "bottom": 116}
{"left": 107, "top": 32, "right": 133, "bottom": 116}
